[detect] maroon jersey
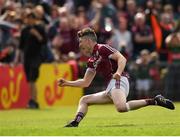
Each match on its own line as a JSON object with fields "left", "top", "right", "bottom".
{"left": 87, "top": 44, "right": 119, "bottom": 85}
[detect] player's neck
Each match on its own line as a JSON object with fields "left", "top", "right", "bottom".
{"left": 90, "top": 42, "right": 97, "bottom": 54}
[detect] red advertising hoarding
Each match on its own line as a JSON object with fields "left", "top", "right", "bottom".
{"left": 0, "top": 64, "right": 30, "bottom": 109}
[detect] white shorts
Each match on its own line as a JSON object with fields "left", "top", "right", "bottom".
{"left": 105, "top": 76, "right": 129, "bottom": 98}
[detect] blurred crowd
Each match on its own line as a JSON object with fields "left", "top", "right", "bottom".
{"left": 0, "top": 0, "right": 180, "bottom": 100}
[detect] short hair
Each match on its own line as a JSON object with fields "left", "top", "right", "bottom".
{"left": 77, "top": 27, "right": 97, "bottom": 42}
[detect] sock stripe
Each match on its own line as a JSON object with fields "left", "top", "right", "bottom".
{"left": 77, "top": 112, "right": 84, "bottom": 117}
{"left": 74, "top": 112, "right": 85, "bottom": 123}
{"left": 145, "top": 99, "right": 155, "bottom": 105}
{"left": 76, "top": 116, "right": 82, "bottom": 122}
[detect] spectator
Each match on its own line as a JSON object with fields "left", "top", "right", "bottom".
{"left": 50, "top": 4, "right": 60, "bottom": 23}
{"left": 145, "top": 2, "right": 175, "bottom": 62}
{"left": 97, "top": 0, "right": 118, "bottom": 43}
{"left": 132, "top": 12, "right": 154, "bottom": 58}
{"left": 154, "top": 0, "right": 163, "bottom": 14}
{"left": 86, "top": 0, "right": 101, "bottom": 21}
{"left": 52, "top": 17, "right": 79, "bottom": 62}
{"left": 134, "top": 49, "right": 152, "bottom": 99}
{"left": 14, "top": 11, "right": 47, "bottom": 109}
{"left": 149, "top": 51, "right": 161, "bottom": 81}
{"left": 109, "top": 17, "right": 133, "bottom": 59}
{"left": 99, "top": 0, "right": 118, "bottom": 27}
{"left": 75, "top": 6, "right": 89, "bottom": 28}
{"left": 166, "top": 20, "right": 180, "bottom": 63}
{"left": 158, "top": 12, "right": 175, "bottom": 61}
{"left": 163, "top": 4, "right": 175, "bottom": 21}
{"left": 165, "top": 21, "right": 180, "bottom": 100}
{"left": 149, "top": 51, "right": 162, "bottom": 95}
{"left": 115, "top": 0, "right": 125, "bottom": 12}
{"left": 126, "top": 0, "right": 137, "bottom": 30}
{"left": 34, "top": 5, "right": 51, "bottom": 25}
{"left": 0, "top": 10, "right": 19, "bottom": 63}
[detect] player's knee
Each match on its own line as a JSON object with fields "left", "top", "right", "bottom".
{"left": 116, "top": 105, "right": 128, "bottom": 113}
{"left": 79, "top": 96, "right": 90, "bottom": 105}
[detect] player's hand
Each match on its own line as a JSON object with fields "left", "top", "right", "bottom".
{"left": 113, "top": 72, "right": 121, "bottom": 80}
{"left": 58, "top": 78, "right": 67, "bottom": 87}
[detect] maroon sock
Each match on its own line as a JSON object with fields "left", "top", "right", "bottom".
{"left": 145, "top": 98, "right": 156, "bottom": 105}
{"left": 74, "top": 112, "right": 84, "bottom": 123}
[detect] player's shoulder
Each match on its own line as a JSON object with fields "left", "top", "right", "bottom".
{"left": 97, "top": 43, "right": 111, "bottom": 50}
{"left": 97, "top": 44, "right": 117, "bottom": 54}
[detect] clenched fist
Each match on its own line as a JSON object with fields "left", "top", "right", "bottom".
{"left": 58, "top": 78, "right": 67, "bottom": 87}
{"left": 112, "top": 72, "right": 121, "bottom": 80}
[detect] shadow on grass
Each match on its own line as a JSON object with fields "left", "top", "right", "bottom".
{"left": 97, "top": 124, "right": 136, "bottom": 127}
{"left": 98, "top": 122, "right": 178, "bottom": 128}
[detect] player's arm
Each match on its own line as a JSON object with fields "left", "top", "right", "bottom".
{"left": 109, "top": 51, "right": 127, "bottom": 80}
{"left": 58, "top": 68, "right": 96, "bottom": 87}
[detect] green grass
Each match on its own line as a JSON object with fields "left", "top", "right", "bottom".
{"left": 0, "top": 103, "right": 180, "bottom": 136}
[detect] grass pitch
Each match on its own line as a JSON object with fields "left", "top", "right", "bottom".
{"left": 0, "top": 103, "right": 180, "bottom": 136}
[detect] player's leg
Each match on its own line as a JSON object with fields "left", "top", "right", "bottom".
{"left": 110, "top": 77, "right": 175, "bottom": 112}
{"left": 127, "top": 78, "right": 155, "bottom": 110}
{"left": 64, "top": 91, "right": 112, "bottom": 127}
{"left": 77, "top": 90, "right": 112, "bottom": 114}
{"left": 110, "top": 76, "right": 131, "bottom": 112}
{"left": 111, "top": 88, "right": 175, "bottom": 112}
{"left": 29, "top": 67, "right": 40, "bottom": 109}
{"left": 127, "top": 95, "right": 175, "bottom": 111}
{"left": 24, "top": 64, "right": 39, "bottom": 109}
{"left": 110, "top": 88, "right": 149, "bottom": 112}
{"left": 111, "top": 89, "right": 128, "bottom": 112}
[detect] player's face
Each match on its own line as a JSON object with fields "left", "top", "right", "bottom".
{"left": 79, "top": 38, "right": 92, "bottom": 57}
